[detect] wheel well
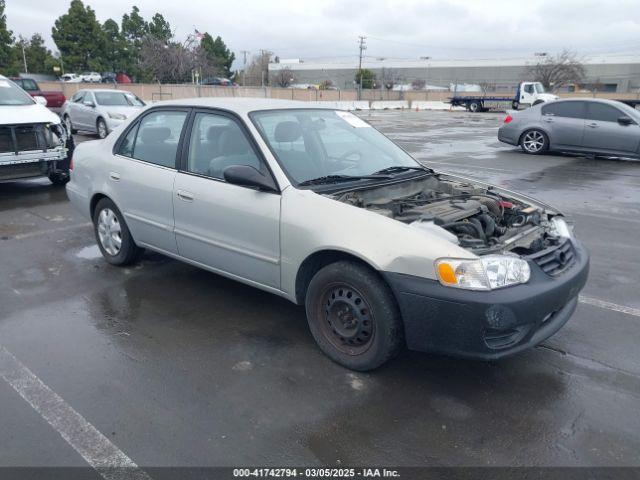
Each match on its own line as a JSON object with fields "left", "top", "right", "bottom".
{"left": 90, "top": 193, "right": 108, "bottom": 218}
{"left": 294, "top": 250, "right": 380, "bottom": 305}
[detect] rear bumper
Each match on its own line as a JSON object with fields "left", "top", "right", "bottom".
{"left": 383, "top": 240, "right": 589, "bottom": 360}
{"left": 497, "top": 126, "right": 519, "bottom": 146}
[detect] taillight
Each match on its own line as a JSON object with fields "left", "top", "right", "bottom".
{"left": 504, "top": 114, "right": 513, "bottom": 124}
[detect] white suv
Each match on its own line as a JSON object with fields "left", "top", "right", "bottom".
{"left": 66, "top": 98, "right": 589, "bottom": 370}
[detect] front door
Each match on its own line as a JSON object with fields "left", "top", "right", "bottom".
{"left": 173, "top": 110, "right": 281, "bottom": 289}
{"left": 583, "top": 102, "right": 640, "bottom": 154}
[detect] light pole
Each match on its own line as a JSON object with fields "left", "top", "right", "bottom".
{"left": 21, "top": 42, "right": 28, "bottom": 74}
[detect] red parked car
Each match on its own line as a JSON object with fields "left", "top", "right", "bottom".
{"left": 10, "top": 77, "right": 66, "bottom": 113}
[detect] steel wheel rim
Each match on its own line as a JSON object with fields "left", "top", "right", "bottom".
{"left": 98, "top": 121, "right": 107, "bottom": 139}
{"left": 523, "top": 131, "right": 545, "bottom": 152}
{"left": 319, "top": 283, "right": 375, "bottom": 355}
{"left": 97, "top": 208, "right": 122, "bottom": 256}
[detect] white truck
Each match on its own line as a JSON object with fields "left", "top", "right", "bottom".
{"left": 449, "top": 81, "right": 559, "bottom": 112}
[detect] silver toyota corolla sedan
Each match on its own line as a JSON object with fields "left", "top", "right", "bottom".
{"left": 499, "top": 98, "right": 640, "bottom": 157}
{"left": 66, "top": 98, "right": 589, "bottom": 370}
{"left": 61, "top": 89, "right": 145, "bottom": 139}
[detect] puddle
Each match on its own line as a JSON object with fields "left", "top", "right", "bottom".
{"left": 76, "top": 245, "right": 101, "bottom": 259}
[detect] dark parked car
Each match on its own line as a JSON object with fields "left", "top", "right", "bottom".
{"left": 498, "top": 98, "right": 640, "bottom": 157}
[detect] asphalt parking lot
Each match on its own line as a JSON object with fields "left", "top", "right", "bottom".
{"left": 1, "top": 109, "right": 640, "bottom": 469}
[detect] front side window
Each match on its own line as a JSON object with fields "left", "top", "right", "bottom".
{"left": 117, "top": 110, "right": 187, "bottom": 168}
{"left": 586, "top": 102, "right": 624, "bottom": 123}
{"left": 187, "top": 112, "right": 262, "bottom": 179}
{"left": 542, "top": 101, "right": 585, "bottom": 119}
{"left": 524, "top": 84, "right": 534, "bottom": 94}
{"left": 0, "top": 78, "right": 35, "bottom": 106}
{"left": 251, "top": 109, "right": 419, "bottom": 184}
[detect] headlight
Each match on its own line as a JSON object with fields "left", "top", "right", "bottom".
{"left": 108, "top": 112, "right": 127, "bottom": 120}
{"left": 435, "top": 255, "right": 531, "bottom": 291}
{"left": 549, "top": 217, "right": 573, "bottom": 239}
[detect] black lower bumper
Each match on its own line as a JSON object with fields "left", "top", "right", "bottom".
{"left": 383, "top": 240, "right": 589, "bottom": 360}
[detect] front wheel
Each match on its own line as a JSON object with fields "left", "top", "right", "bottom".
{"left": 96, "top": 118, "right": 108, "bottom": 139}
{"left": 64, "top": 115, "right": 77, "bottom": 134}
{"left": 520, "top": 129, "right": 549, "bottom": 155}
{"left": 93, "top": 198, "right": 142, "bottom": 266}
{"left": 305, "top": 261, "right": 404, "bottom": 371}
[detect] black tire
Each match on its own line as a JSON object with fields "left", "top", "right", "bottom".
{"left": 305, "top": 261, "right": 404, "bottom": 371}
{"left": 93, "top": 198, "right": 142, "bottom": 266}
{"left": 468, "top": 101, "right": 481, "bottom": 113}
{"left": 48, "top": 172, "right": 69, "bottom": 185}
{"left": 520, "top": 129, "right": 549, "bottom": 155}
{"left": 64, "top": 115, "right": 77, "bottom": 134}
{"left": 533, "top": 100, "right": 545, "bottom": 106}
{"left": 512, "top": 101, "right": 520, "bottom": 110}
{"left": 96, "top": 118, "right": 108, "bottom": 139}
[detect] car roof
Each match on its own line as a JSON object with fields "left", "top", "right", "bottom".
{"left": 151, "top": 97, "right": 311, "bottom": 114}
{"left": 83, "top": 89, "right": 134, "bottom": 93}
{"left": 550, "top": 97, "right": 628, "bottom": 107}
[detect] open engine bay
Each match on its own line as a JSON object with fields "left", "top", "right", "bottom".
{"left": 332, "top": 174, "right": 565, "bottom": 256}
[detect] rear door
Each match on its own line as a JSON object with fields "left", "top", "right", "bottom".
{"left": 540, "top": 101, "right": 586, "bottom": 148}
{"left": 109, "top": 108, "right": 190, "bottom": 254}
{"left": 583, "top": 102, "right": 640, "bottom": 155}
{"left": 173, "top": 109, "right": 281, "bottom": 289}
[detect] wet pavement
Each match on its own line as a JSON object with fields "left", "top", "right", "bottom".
{"left": 1, "top": 111, "right": 640, "bottom": 469}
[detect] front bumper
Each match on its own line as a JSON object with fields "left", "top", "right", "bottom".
{"left": 383, "top": 240, "right": 589, "bottom": 360}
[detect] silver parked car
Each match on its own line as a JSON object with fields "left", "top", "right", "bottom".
{"left": 498, "top": 98, "right": 640, "bottom": 157}
{"left": 61, "top": 89, "right": 145, "bottom": 139}
{"left": 67, "top": 98, "right": 589, "bottom": 370}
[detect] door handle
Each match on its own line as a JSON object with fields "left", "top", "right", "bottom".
{"left": 176, "top": 190, "right": 194, "bottom": 202}
{"left": 109, "top": 172, "right": 120, "bottom": 181}
{"left": 587, "top": 123, "right": 599, "bottom": 128}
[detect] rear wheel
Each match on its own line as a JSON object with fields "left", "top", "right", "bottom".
{"left": 468, "top": 101, "right": 481, "bottom": 113}
{"left": 96, "top": 118, "right": 108, "bottom": 139}
{"left": 520, "top": 129, "right": 549, "bottom": 155}
{"left": 48, "top": 172, "right": 69, "bottom": 185}
{"left": 305, "top": 261, "right": 403, "bottom": 371}
{"left": 512, "top": 101, "right": 520, "bottom": 110}
{"left": 93, "top": 198, "right": 141, "bottom": 266}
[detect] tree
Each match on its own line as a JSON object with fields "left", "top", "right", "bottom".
{"left": 274, "top": 67, "right": 295, "bottom": 87}
{"left": 0, "top": 0, "right": 14, "bottom": 73}
{"left": 121, "top": 6, "right": 147, "bottom": 45}
{"left": 19, "top": 34, "right": 57, "bottom": 74}
{"left": 381, "top": 67, "right": 400, "bottom": 90}
{"left": 148, "top": 13, "right": 172, "bottom": 42}
{"left": 411, "top": 79, "right": 426, "bottom": 90}
{"left": 199, "top": 33, "right": 235, "bottom": 78}
{"left": 102, "top": 18, "right": 130, "bottom": 73}
{"left": 245, "top": 50, "right": 272, "bottom": 86}
{"left": 526, "top": 50, "right": 586, "bottom": 92}
{"left": 355, "top": 69, "right": 376, "bottom": 89}
{"left": 52, "top": 0, "right": 105, "bottom": 71}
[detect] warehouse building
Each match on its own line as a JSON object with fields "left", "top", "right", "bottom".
{"left": 269, "top": 54, "right": 640, "bottom": 93}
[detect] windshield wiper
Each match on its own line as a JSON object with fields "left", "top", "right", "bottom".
{"left": 299, "top": 174, "right": 391, "bottom": 186}
{"left": 371, "top": 165, "right": 432, "bottom": 175}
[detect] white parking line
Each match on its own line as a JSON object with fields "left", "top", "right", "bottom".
{"left": 579, "top": 295, "right": 640, "bottom": 318}
{"left": 0, "top": 346, "right": 152, "bottom": 480}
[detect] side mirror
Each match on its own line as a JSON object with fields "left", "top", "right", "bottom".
{"left": 618, "top": 116, "right": 634, "bottom": 126}
{"left": 223, "top": 165, "right": 278, "bottom": 192}
{"left": 83, "top": 100, "right": 95, "bottom": 108}
{"left": 34, "top": 95, "right": 48, "bottom": 106}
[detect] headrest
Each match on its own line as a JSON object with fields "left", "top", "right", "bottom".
{"left": 207, "top": 125, "right": 228, "bottom": 142}
{"left": 274, "top": 121, "right": 302, "bottom": 143}
{"left": 219, "top": 128, "right": 250, "bottom": 156}
{"left": 140, "top": 126, "right": 171, "bottom": 144}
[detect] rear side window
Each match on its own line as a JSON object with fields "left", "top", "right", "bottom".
{"left": 541, "top": 101, "right": 585, "bottom": 119}
{"left": 586, "top": 103, "right": 624, "bottom": 123}
{"left": 21, "top": 79, "right": 38, "bottom": 91}
{"left": 116, "top": 110, "right": 187, "bottom": 168}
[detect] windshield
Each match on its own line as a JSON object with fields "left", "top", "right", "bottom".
{"left": 0, "top": 79, "right": 35, "bottom": 106}
{"left": 251, "top": 109, "right": 421, "bottom": 185}
{"left": 95, "top": 91, "right": 144, "bottom": 107}
{"left": 535, "top": 83, "right": 545, "bottom": 94}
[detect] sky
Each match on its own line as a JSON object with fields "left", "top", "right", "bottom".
{"left": 5, "top": 0, "right": 640, "bottom": 66}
